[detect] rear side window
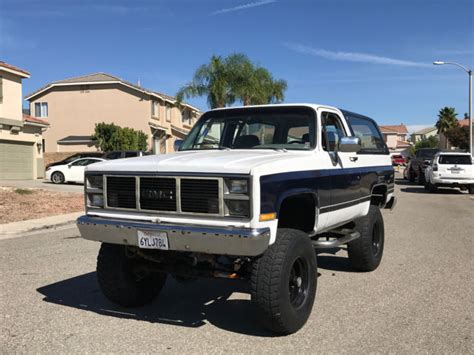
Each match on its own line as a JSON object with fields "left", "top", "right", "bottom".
{"left": 346, "top": 115, "right": 387, "bottom": 154}
{"left": 438, "top": 155, "right": 472, "bottom": 165}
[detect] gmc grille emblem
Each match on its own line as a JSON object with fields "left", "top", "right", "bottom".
{"left": 142, "top": 189, "right": 174, "bottom": 200}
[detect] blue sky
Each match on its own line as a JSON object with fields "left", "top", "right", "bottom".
{"left": 1, "top": 0, "right": 473, "bottom": 132}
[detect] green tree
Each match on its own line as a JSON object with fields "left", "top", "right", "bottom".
{"left": 444, "top": 125, "right": 469, "bottom": 150}
{"left": 414, "top": 135, "right": 439, "bottom": 150}
{"left": 176, "top": 55, "right": 235, "bottom": 109}
{"left": 176, "top": 53, "right": 287, "bottom": 108}
{"left": 93, "top": 123, "right": 148, "bottom": 151}
{"left": 435, "top": 107, "right": 459, "bottom": 148}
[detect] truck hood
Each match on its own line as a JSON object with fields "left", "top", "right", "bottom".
{"left": 88, "top": 150, "right": 309, "bottom": 175}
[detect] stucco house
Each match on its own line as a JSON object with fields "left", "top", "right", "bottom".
{"left": 0, "top": 62, "right": 49, "bottom": 179}
{"left": 411, "top": 126, "right": 438, "bottom": 143}
{"left": 25, "top": 73, "right": 201, "bottom": 154}
{"left": 379, "top": 124, "right": 410, "bottom": 152}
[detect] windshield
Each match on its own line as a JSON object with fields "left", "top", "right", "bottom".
{"left": 416, "top": 149, "right": 438, "bottom": 159}
{"left": 180, "top": 106, "right": 316, "bottom": 151}
{"left": 439, "top": 155, "right": 472, "bottom": 165}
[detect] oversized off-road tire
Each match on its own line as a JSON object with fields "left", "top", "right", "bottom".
{"left": 97, "top": 243, "right": 167, "bottom": 307}
{"left": 51, "top": 171, "right": 65, "bottom": 184}
{"left": 348, "top": 205, "right": 384, "bottom": 272}
{"left": 250, "top": 228, "right": 317, "bottom": 335}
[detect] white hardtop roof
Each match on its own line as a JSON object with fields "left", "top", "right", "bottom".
{"left": 209, "top": 103, "right": 338, "bottom": 112}
{"left": 437, "top": 151, "right": 471, "bottom": 155}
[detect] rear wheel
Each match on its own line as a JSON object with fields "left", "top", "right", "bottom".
{"left": 97, "top": 243, "right": 167, "bottom": 307}
{"left": 408, "top": 169, "right": 415, "bottom": 182}
{"left": 51, "top": 171, "right": 65, "bottom": 184}
{"left": 418, "top": 169, "right": 426, "bottom": 185}
{"left": 348, "top": 205, "right": 384, "bottom": 272}
{"left": 251, "top": 228, "right": 317, "bottom": 335}
{"left": 469, "top": 185, "right": 474, "bottom": 195}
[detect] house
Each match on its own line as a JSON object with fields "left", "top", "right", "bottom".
{"left": 0, "top": 62, "right": 49, "bottom": 179}
{"left": 411, "top": 126, "right": 438, "bottom": 143}
{"left": 25, "top": 73, "right": 201, "bottom": 154}
{"left": 379, "top": 124, "right": 410, "bottom": 152}
{"left": 439, "top": 117, "right": 473, "bottom": 151}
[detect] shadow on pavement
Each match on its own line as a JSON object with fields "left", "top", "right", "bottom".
{"left": 37, "top": 272, "right": 275, "bottom": 337}
{"left": 401, "top": 187, "right": 464, "bottom": 194}
{"left": 316, "top": 247, "right": 354, "bottom": 272}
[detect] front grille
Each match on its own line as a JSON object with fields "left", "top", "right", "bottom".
{"left": 106, "top": 176, "right": 136, "bottom": 209}
{"left": 140, "top": 178, "right": 176, "bottom": 211}
{"left": 104, "top": 175, "right": 221, "bottom": 215}
{"left": 181, "top": 179, "right": 219, "bottom": 214}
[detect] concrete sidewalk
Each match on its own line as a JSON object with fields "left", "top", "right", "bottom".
{"left": 0, "top": 212, "right": 82, "bottom": 239}
{"left": 0, "top": 179, "right": 83, "bottom": 193}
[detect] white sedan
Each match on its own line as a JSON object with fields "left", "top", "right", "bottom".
{"left": 45, "top": 157, "right": 106, "bottom": 184}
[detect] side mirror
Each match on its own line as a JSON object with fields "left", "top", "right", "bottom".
{"left": 338, "top": 136, "right": 361, "bottom": 153}
{"left": 68, "top": 164, "right": 72, "bottom": 168}
{"left": 173, "top": 139, "right": 184, "bottom": 152}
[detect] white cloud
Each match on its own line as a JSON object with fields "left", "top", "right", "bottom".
{"left": 212, "top": 0, "right": 275, "bottom": 15}
{"left": 284, "top": 43, "right": 431, "bottom": 68}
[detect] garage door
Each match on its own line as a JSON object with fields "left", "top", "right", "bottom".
{"left": 0, "top": 140, "right": 34, "bottom": 179}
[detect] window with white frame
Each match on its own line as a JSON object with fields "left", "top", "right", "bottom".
{"left": 151, "top": 100, "right": 159, "bottom": 118}
{"left": 0, "top": 76, "right": 3, "bottom": 104}
{"left": 35, "top": 102, "right": 48, "bottom": 117}
{"left": 166, "top": 105, "right": 172, "bottom": 122}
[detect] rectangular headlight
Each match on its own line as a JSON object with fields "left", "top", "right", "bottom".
{"left": 87, "top": 175, "right": 103, "bottom": 189}
{"left": 226, "top": 179, "right": 248, "bottom": 194}
{"left": 87, "top": 193, "right": 104, "bottom": 208}
{"left": 225, "top": 200, "right": 250, "bottom": 217}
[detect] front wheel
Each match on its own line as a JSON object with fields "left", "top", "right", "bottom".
{"left": 348, "top": 205, "right": 384, "bottom": 272}
{"left": 251, "top": 228, "right": 317, "bottom": 335}
{"left": 97, "top": 243, "right": 167, "bottom": 307}
{"left": 469, "top": 185, "right": 474, "bottom": 195}
{"left": 51, "top": 171, "right": 65, "bottom": 184}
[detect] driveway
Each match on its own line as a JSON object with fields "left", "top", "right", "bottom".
{"left": 0, "top": 179, "right": 83, "bottom": 193}
{"left": 1, "top": 180, "right": 473, "bottom": 353}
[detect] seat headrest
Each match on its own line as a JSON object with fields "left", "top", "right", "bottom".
{"left": 233, "top": 135, "right": 260, "bottom": 149}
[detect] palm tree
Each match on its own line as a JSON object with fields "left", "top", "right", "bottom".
{"left": 176, "top": 55, "right": 235, "bottom": 109}
{"left": 436, "top": 107, "right": 459, "bottom": 148}
{"left": 176, "top": 53, "right": 287, "bottom": 108}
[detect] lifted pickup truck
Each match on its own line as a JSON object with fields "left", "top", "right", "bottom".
{"left": 77, "top": 104, "right": 395, "bottom": 335}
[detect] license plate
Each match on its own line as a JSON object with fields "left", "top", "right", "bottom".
{"left": 137, "top": 230, "right": 169, "bottom": 250}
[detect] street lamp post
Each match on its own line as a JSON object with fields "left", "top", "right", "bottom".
{"left": 433, "top": 61, "right": 472, "bottom": 156}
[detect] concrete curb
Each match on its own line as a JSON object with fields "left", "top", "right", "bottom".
{"left": 0, "top": 212, "right": 83, "bottom": 238}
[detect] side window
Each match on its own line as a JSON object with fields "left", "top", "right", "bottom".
{"left": 71, "top": 159, "right": 87, "bottom": 166}
{"left": 346, "top": 115, "right": 386, "bottom": 153}
{"left": 321, "top": 112, "right": 346, "bottom": 152}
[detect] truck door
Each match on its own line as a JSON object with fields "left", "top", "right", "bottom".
{"left": 319, "top": 110, "right": 362, "bottom": 216}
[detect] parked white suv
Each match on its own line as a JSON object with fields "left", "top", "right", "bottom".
{"left": 424, "top": 152, "right": 474, "bottom": 194}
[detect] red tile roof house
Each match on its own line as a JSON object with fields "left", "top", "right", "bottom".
{"left": 0, "top": 61, "right": 50, "bottom": 179}
{"left": 379, "top": 124, "right": 411, "bottom": 151}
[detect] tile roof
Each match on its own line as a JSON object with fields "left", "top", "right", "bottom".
{"left": 23, "top": 114, "right": 49, "bottom": 126}
{"left": 379, "top": 126, "right": 399, "bottom": 134}
{"left": 57, "top": 135, "right": 96, "bottom": 143}
{"left": 413, "top": 126, "right": 437, "bottom": 135}
{"left": 379, "top": 124, "right": 408, "bottom": 134}
{"left": 0, "top": 61, "right": 30, "bottom": 77}
{"left": 396, "top": 140, "right": 411, "bottom": 148}
{"left": 25, "top": 72, "right": 200, "bottom": 112}
{"left": 458, "top": 118, "right": 472, "bottom": 127}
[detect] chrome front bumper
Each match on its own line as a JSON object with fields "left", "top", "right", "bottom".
{"left": 76, "top": 215, "right": 270, "bottom": 256}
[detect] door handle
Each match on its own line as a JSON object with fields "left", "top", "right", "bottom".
{"left": 349, "top": 156, "right": 358, "bottom": 162}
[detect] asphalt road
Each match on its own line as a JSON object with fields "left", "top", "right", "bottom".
{"left": 1, "top": 178, "right": 473, "bottom": 353}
